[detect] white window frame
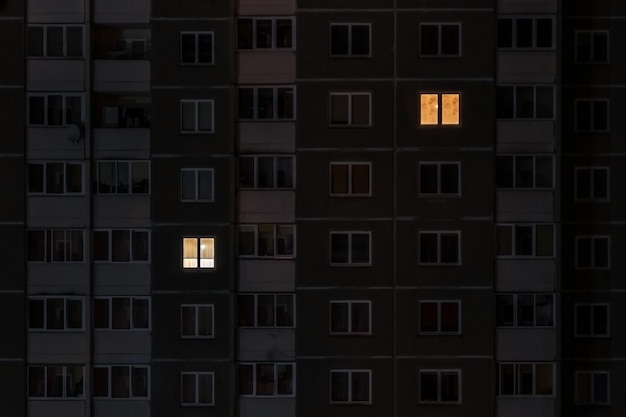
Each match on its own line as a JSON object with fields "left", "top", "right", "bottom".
{"left": 237, "top": 294, "right": 295, "bottom": 328}
{"left": 329, "top": 162, "right": 371, "bottom": 196}
{"left": 329, "top": 92, "right": 372, "bottom": 127}
{"left": 93, "top": 365, "right": 150, "bottom": 399}
{"left": 182, "top": 237, "right": 216, "bottom": 269}
{"left": 27, "top": 24, "right": 84, "bottom": 58}
{"left": 239, "top": 155, "right": 295, "bottom": 189}
{"left": 180, "top": 31, "right": 214, "bottom": 65}
{"left": 496, "top": 85, "right": 555, "bottom": 120}
{"left": 419, "top": 23, "right": 462, "bottom": 57}
{"left": 575, "top": 371, "right": 610, "bottom": 405}
{"left": 181, "top": 168, "right": 214, "bottom": 202}
{"left": 237, "top": 17, "right": 295, "bottom": 50}
{"left": 181, "top": 372, "right": 215, "bottom": 406}
{"left": 28, "top": 297, "right": 84, "bottom": 331}
{"left": 575, "top": 236, "right": 610, "bottom": 270}
{"left": 27, "top": 229, "right": 85, "bottom": 263}
{"left": 419, "top": 92, "right": 462, "bottom": 126}
{"left": 418, "top": 161, "right": 461, "bottom": 196}
{"left": 496, "top": 293, "right": 555, "bottom": 328}
{"left": 238, "top": 224, "right": 296, "bottom": 259}
{"left": 575, "top": 30, "right": 609, "bottom": 64}
{"left": 238, "top": 86, "right": 296, "bottom": 121}
{"left": 496, "top": 224, "right": 555, "bottom": 258}
{"left": 329, "top": 231, "right": 372, "bottom": 266}
{"left": 181, "top": 304, "right": 215, "bottom": 338}
{"left": 238, "top": 363, "right": 296, "bottom": 397}
{"left": 329, "top": 23, "right": 371, "bottom": 57}
{"left": 28, "top": 161, "right": 84, "bottom": 195}
{"left": 329, "top": 300, "right": 372, "bottom": 335}
{"left": 93, "top": 229, "right": 150, "bottom": 263}
{"left": 418, "top": 231, "right": 461, "bottom": 266}
{"left": 96, "top": 160, "right": 150, "bottom": 195}
{"left": 496, "top": 155, "right": 555, "bottom": 190}
{"left": 574, "top": 167, "right": 609, "bottom": 201}
{"left": 27, "top": 93, "right": 84, "bottom": 126}
{"left": 180, "top": 99, "right": 215, "bottom": 133}
{"left": 93, "top": 297, "right": 151, "bottom": 331}
{"left": 27, "top": 365, "right": 84, "bottom": 399}
{"left": 418, "top": 300, "right": 461, "bottom": 335}
{"left": 496, "top": 16, "right": 555, "bottom": 50}
{"left": 497, "top": 363, "right": 555, "bottom": 397}
{"left": 575, "top": 303, "right": 610, "bottom": 337}
{"left": 418, "top": 369, "right": 462, "bottom": 404}
{"left": 329, "top": 369, "right": 372, "bottom": 404}
{"left": 575, "top": 99, "right": 609, "bottom": 132}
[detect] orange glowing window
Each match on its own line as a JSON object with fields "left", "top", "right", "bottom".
{"left": 419, "top": 93, "right": 460, "bottom": 126}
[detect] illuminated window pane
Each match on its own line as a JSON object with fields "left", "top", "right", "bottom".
{"left": 183, "top": 238, "right": 198, "bottom": 268}
{"left": 420, "top": 94, "right": 438, "bottom": 125}
{"left": 442, "top": 94, "right": 460, "bottom": 125}
{"left": 199, "top": 238, "right": 215, "bottom": 268}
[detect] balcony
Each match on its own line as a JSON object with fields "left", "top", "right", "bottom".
{"left": 94, "top": 0, "right": 150, "bottom": 24}
{"left": 498, "top": 51, "right": 556, "bottom": 84}
{"left": 239, "top": 398, "right": 295, "bottom": 417}
{"left": 497, "top": 328, "right": 557, "bottom": 361}
{"left": 239, "top": 260, "right": 295, "bottom": 292}
{"left": 28, "top": 333, "right": 87, "bottom": 362}
{"left": 496, "top": 190, "right": 555, "bottom": 222}
{"left": 27, "top": 60, "right": 85, "bottom": 91}
{"left": 238, "top": 328, "right": 295, "bottom": 361}
{"left": 497, "top": 398, "right": 555, "bottom": 417}
{"left": 238, "top": 122, "right": 295, "bottom": 153}
{"left": 94, "top": 332, "right": 150, "bottom": 363}
{"left": 497, "top": 120, "right": 555, "bottom": 153}
{"left": 94, "top": 60, "right": 150, "bottom": 92}
{"left": 497, "top": 0, "right": 556, "bottom": 13}
{"left": 94, "top": 264, "right": 151, "bottom": 294}
{"left": 28, "top": 0, "right": 84, "bottom": 23}
{"left": 496, "top": 259, "right": 556, "bottom": 292}
{"left": 238, "top": 0, "right": 295, "bottom": 15}
{"left": 238, "top": 191, "right": 295, "bottom": 223}
{"left": 28, "top": 401, "right": 85, "bottom": 417}
{"left": 28, "top": 264, "right": 89, "bottom": 294}
{"left": 237, "top": 52, "right": 296, "bottom": 84}
{"left": 27, "top": 128, "right": 85, "bottom": 160}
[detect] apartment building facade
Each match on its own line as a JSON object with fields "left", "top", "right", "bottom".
{"left": 0, "top": 0, "right": 624, "bottom": 415}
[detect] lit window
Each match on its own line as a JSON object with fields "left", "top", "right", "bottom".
{"left": 238, "top": 363, "right": 294, "bottom": 397}
{"left": 94, "top": 297, "right": 150, "bottom": 330}
{"left": 330, "top": 23, "right": 370, "bottom": 57}
{"left": 180, "top": 32, "right": 213, "bottom": 65}
{"left": 180, "top": 99, "right": 214, "bottom": 133}
{"left": 496, "top": 224, "right": 554, "bottom": 258}
{"left": 181, "top": 168, "right": 214, "bottom": 202}
{"left": 330, "top": 231, "right": 371, "bottom": 265}
{"left": 93, "top": 229, "right": 150, "bottom": 262}
{"left": 419, "top": 162, "right": 460, "bottom": 195}
{"left": 329, "top": 92, "right": 371, "bottom": 126}
{"left": 28, "top": 162, "right": 83, "bottom": 194}
{"left": 419, "top": 93, "right": 460, "bottom": 125}
{"left": 239, "top": 156, "right": 294, "bottom": 189}
{"left": 28, "top": 94, "right": 83, "bottom": 126}
{"left": 96, "top": 161, "right": 150, "bottom": 194}
{"left": 497, "top": 17, "right": 554, "bottom": 49}
{"left": 330, "top": 370, "right": 371, "bottom": 404}
{"left": 575, "top": 31, "right": 609, "bottom": 63}
{"left": 498, "top": 363, "right": 554, "bottom": 396}
{"left": 575, "top": 99, "right": 609, "bottom": 132}
{"left": 238, "top": 17, "right": 294, "bottom": 49}
{"left": 575, "top": 236, "right": 609, "bottom": 269}
{"left": 576, "top": 372, "right": 609, "bottom": 405}
{"left": 182, "top": 372, "right": 214, "bottom": 406}
{"left": 238, "top": 225, "right": 295, "bottom": 258}
{"left": 329, "top": 301, "right": 371, "bottom": 335}
{"left": 420, "top": 23, "right": 461, "bottom": 56}
{"left": 28, "top": 297, "right": 83, "bottom": 330}
{"left": 181, "top": 304, "right": 214, "bottom": 338}
{"left": 183, "top": 237, "right": 215, "bottom": 269}
{"left": 575, "top": 167, "right": 609, "bottom": 201}
{"left": 419, "top": 231, "right": 460, "bottom": 265}
{"left": 27, "top": 229, "right": 84, "bottom": 263}
{"left": 28, "top": 366, "right": 84, "bottom": 398}
{"left": 27, "top": 25, "right": 84, "bottom": 57}
{"left": 575, "top": 304, "right": 609, "bottom": 337}
{"left": 419, "top": 370, "right": 461, "bottom": 403}
{"left": 496, "top": 155, "right": 554, "bottom": 189}
{"left": 238, "top": 294, "right": 294, "bottom": 328}
{"left": 238, "top": 86, "right": 295, "bottom": 120}
{"left": 419, "top": 301, "right": 460, "bottom": 334}
{"left": 330, "top": 162, "right": 370, "bottom": 196}
{"left": 93, "top": 366, "right": 149, "bottom": 398}
{"left": 496, "top": 86, "right": 554, "bottom": 119}
{"left": 496, "top": 294, "right": 554, "bottom": 327}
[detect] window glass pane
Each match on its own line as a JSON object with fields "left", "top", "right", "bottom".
{"left": 351, "top": 25, "right": 370, "bottom": 55}
{"left": 577, "top": 373, "right": 591, "bottom": 403}
{"left": 66, "top": 366, "right": 83, "bottom": 397}
{"left": 257, "top": 88, "right": 274, "bottom": 119}
{"left": 183, "top": 237, "right": 198, "bottom": 268}
{"left": 257, "top": 224, "right": 274, "bottom": 256}
{"left": 593, "top": 373, "right": 609, "bottom": 403}
{"left": 330, "top": 303, "right": 349, "bottom": 332}
{"left": 51, "top": 230, "right": 66, "bottom": 262}
{"left": 535, "top": 364, "right": 553, "bottom": 395}
{"left": 238, "top": 296, "right": 255, "bottom": 326}
{"left": 93, "top": 368, "right": 109, "bottom": 397}
{"left": 112, "top": 230, "right": 130, "bottom": 262}
{"left": 496, "top": 86, "right": 514, "bottom": 119}
{"left": 330, "top": 94, "right": 349, "bottom": 125}
{"left": 255, "top": 19, "right": 272, "bottom": 48}
{"left": 46, "top": 163, "right": 64, "bottom": 194}
{"left": 593, "top": 305, "right": 608, "bottom": 335}
{"left": 66, "top": 299, "right": 82, "bottom": 329}
{"left": 497, "top": 226, "right": 513, "bottom": 256}
{"left": 198, "top": 306, "right": 212, "bottom": 336}
{"left": 331, "top": 372, "right": 349, "bottom": 401}
{"left": 441, "top": 372, "right": 459, "bottom": 401}
{"left": 257, "top": 295, "right": 274, "bottom": 326}
{"left": 276, "top": 295, "right": 293, "bottom": 327}
{"left": 198, "top": 169, "right": 213, "bottom": 200}
{"left": 514, "top": 225, "right": 533, "bottom": 256}
{"left": 65, "top": 95, "right": 82, "bottom": 125}
{"left": 593, "top": 32, "right": 608, "bottom": 62}
{"left": 420, "top": 164, "right": 438, "bottom": 194}
{"left": 46, "top": 26, "right": 63, "bottom": 57}
{"left": 515, "top": 19, "right": 533, "bottom": 48}
{"left": 198, "top": 33, "right": 213, "bottom": 63}
{"left": 238, "top": 19, "right": 253, "bottom": 49}
{"left": 181, "top": 33, "right": 195, "bottom": 63}
{"left": 132, "top": 161, "right": 149, "bottom": 194}
{"left": 330, "top": 25, "right": 349, "bottom": 55}
{"left": 238, "top": 365, "right": 253, "bottom": 394}
{"left": 351, "top": 94, "right": 370, "bottom": 125}
{"left": 29, "top": 299, "right": 44, "bottom": 328}
{"left": 257, "top": 157, "right": 274, "bottom": 188}
{"left": 181, "top": 101, "right": 195, "bottom": 131}
{"left": 331, "top": 233, "right": 349, "bottom": 263}
{"left": 535, "top": 225, "right": 554, "bottom": 257}
{"left": 535, "top": 87, "right": 554, "bottom": 118}
{"left": 441, "top": 25, "right": 460, "bottom": 55}
{"left": 515, "top": 87, "right": 534, "bottom": 118}
{"left": 276, "top": 365, "right": 293, "bottom": 395}
{"left": 352, "top": 372, "right": 370, "bottom": 402}
{"left": 66, "top": 163, "right": 82, "bottom": 193}
{"left": 499, "top": 364, "right": 515, "bottom": 395}
{"left": 29, "top": 96, "right": 45, "bottom": 125}
{"left": 29, "top": 367, "right": 45, "bottom": 397}
{"left": 594, "top": 238, "right": 609, "bottom": 268}
{"left": 198, "top": 237, "right": 215, "bottom": 268}
{"left": 420, "top": 302, "right": 438, "bottom": 332}
{"left": 116, "top": 161, "right": 130, "bottom": 194}
{"left": 518, "top": 364, "right": 534, "bottom": 394}
{"left": 27, "top": 230, "right": 45, "bottom": 261}
{"left": 238, "top": 88, "right": 254, "bottom": 119}
{"left": 441, "top": 164, "right": 459, "bottom": 193}
{"left": 496, "top": 295, "right": 515, "bottom": 326}
{"left": 132, "top": 298, "right": 149, "bottom": 328}
{"left": 131, "top": 231, "right": 149, "bottom": 261}
{"left": 496, "top": 156, "right": 513, "bottom": 188}
{"left": 181, "top": 373, "right": 195, "bottom": 403}
{"left": 420, "top": 25, "right": 438, "bottom": 55}
{"left": 181, "top": 306, "right": 196, "bottom": 335}
{"left": 198, "top": 101, "right": 213, "bottom": 131}
{"left": 198, "top": 373, "right": 213, "bottom": 403}
{"left": 239, "top": 157, "right": 255, "bottom": 188}
{"left": 420, "top": 94, "right": 438, "bottom": 125}
{"left": 516, "top": 294, "right": 534, "bottom": 326}
{"left": 70, "top": 229, "right": 83, "bottom": 261}
{"left": 420, "top": 372, "right": 438, "bottom": 401}
{"left": 419, "top": 233, "right": 438, "bottom": 263}
{"left": 28, "top": 26, "right": 44, "bottom": 56}
{"left": 94, "top": 299, "right": 109, "bottom": 328}
{"left": 28, "top": 164, "right": 44, "bottom": 193}
{"left": 98, "top": 162, "right": 116, "bottom": 194}
{"left": 276, "top": 225, "right": 294, "bottom": 256}
{"left": 536, "top": 19, "right": 553, "bottom": 48}
{"left": 276, "top": 19, "right": 292, "bottom": 48}
{"left": 351, "top": 164, "right": 370, "bottom": 194}
{"left": 441, "top": 302, "right": 459, "bottom": 332}
{"left": 331, "top": 164, "right": 349, "bottom": 194}
{"left": 593, "top": 169, "right": 608, "bottom": 199}
{"left": 111, "top": 367, "right": 130, "bottom": 398}
{"left": 46, "top": 366, "right": 64, "bottom": 397}
{"left": 497, "top": 19, "right": 513, "bottom": 48}
{"left": 440, "top": 233, "right": 459, "bottom": 263}
{"left": 576, "top": 32, "right": 591, "bottom": 61}
{"left": 66, "top": 26, "right": 83, "bottom": 57}
{"left": 131, "top": 367, "right": 148, "bottom": 397}
{"left": 351, "top": 233, "right": 370, "bottom": 263}
{"left": 535, "top": 156, "right": 553, "bottom": 188}
{"left": 593, "top": 101, "right": 608, "bottom": 131}
{"left": 352, "top": 302, "right": 370, "bottom": 333}
{"left": 112, "top": 298, "right": 131, "bottom": 329}
{"left": 238, "top": 227, "right": 256, "bottom": 256}
{"left": 535, "top": 294, "right": 553, "bottom": 326}
{"left": 256, "top": 364, "right": 275, "bottom": 395}
{"left": 276, "top": 157, "right": 294, "bottom": 188}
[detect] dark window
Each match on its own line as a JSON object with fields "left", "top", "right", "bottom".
{"left": 576, "top": 100, "right": 609, "bottom": 132}
{"left": 420, "top": 24, "right": 460, "bottom": 56}
{"left": 330, "top": 24, "right": 370, "bottom": 56}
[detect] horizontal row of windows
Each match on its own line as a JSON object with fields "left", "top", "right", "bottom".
{"left": 25, "top": 229, "right": 612, "bottom": 267}
{"left": 28, "top": 364, "right": 609, "bottom": 404}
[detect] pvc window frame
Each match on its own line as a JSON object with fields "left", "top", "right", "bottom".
{"left": 329, "top": 300, "right": 372, "bottom": 336}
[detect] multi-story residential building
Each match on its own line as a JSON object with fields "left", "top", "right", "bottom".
{"left": 0, "top": 0, "right": 625, "bottom": 415}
